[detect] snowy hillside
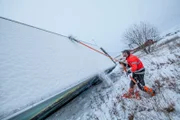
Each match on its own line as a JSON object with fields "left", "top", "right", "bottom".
{"left": 159, "top": 24, "right": 180, "bottom": 45}
{"left": 161, "top": 24, "right": 180, "bottom": 38}
{"left": 47, "top": 30, "right": 180, "bottom": 120}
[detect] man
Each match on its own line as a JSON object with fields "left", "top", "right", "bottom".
{"left": 120, "top": 50, "right": 155, "bottom": 99}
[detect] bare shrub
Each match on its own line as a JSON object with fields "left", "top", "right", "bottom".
{"left": 124, "top": 22, "right": 160, "bottom": 54}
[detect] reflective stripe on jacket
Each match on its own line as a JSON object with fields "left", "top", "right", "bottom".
{"left": 126, "top": 54, "right": 144, "bottom": 73}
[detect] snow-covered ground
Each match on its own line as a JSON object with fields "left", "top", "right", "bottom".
{"left": 47, "top": 32, "right": 180, "bottom": 120}
{"left": 0, "top": 18, "right": 114, "bottom": 119}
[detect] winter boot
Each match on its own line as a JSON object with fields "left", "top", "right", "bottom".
{"left": 143, "top": 86, "right": 155, "bottom": 96}
{"left": 134, "top": 91, "right": 141, "bottom": 100}
{"left": 122, "top": 88, "right": 134, "bottom": 98}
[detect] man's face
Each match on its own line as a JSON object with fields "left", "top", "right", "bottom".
{"left": 123, "top": 52, "right": 128, "bottom": 58}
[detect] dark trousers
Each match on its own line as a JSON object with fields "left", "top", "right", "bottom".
{"left": 130, "top": 70, "right": 145, "bottom": 91}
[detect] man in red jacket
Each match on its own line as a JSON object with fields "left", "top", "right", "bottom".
{"left": 120, "top": 50, "right": 155, "bottom": 98}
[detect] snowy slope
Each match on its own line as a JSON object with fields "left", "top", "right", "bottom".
{"left": 158, "top": 24, "right": 180, "bottom": 46}
{"left": 47, "top": 32, "right": 180, "bottom": 119}
{"left": 161, "top": 24, "right": 180, "bottom": 37}
{"left": 0, "top": 18, "right": 114, "bottom": 119}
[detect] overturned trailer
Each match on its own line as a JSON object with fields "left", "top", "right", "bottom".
{"left": 0, "top": 17, "right": 115, "bottom": 120}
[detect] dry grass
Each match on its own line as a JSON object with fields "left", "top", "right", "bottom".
{"left": 154, "top": 80, "right": 163, "bottom": 91}
{"left": 176, "top": 42, "right": 180, "bottom": 47}
{"left": 164, "top": 103, "right": 175, "bottom": 113}
{"left": 128, "top": 113, "right": 134, "bottom": 120}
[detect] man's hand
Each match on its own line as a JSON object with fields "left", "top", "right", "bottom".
{"left": 119, "top": 61, "right": 127, "bottom": 66}
{"left": 126, "top": 69, "right": 134, "bottom": 79}
{"left": 126, "top": 69, "right": 131, "bottom": 76}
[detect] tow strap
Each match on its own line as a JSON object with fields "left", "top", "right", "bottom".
{"left": 69, "top": 36, "right": 137, "bottom": 84}
{"left": 69, "top": 36, "right": 118, "bottom": 62}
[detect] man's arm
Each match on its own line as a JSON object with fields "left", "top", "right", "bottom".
{"left": 119, "top": 61, "right": 127, "bottom": 66}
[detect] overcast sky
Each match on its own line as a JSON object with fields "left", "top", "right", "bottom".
{"left": 0, "top": 0, "right": 180, "bottom": 56}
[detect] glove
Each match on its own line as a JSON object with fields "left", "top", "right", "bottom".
{"left": 126, "top": 69, "right": 131, "bottom": 76}
{"left": 126, "top": 69, "right": 134, "bottom": 78}
{"left": 119, "top": 61, "right": 127, "bottom": 67}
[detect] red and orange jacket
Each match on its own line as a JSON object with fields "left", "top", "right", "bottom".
{"left": 126, "top": 54, "right": 144, "bottom": 73}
